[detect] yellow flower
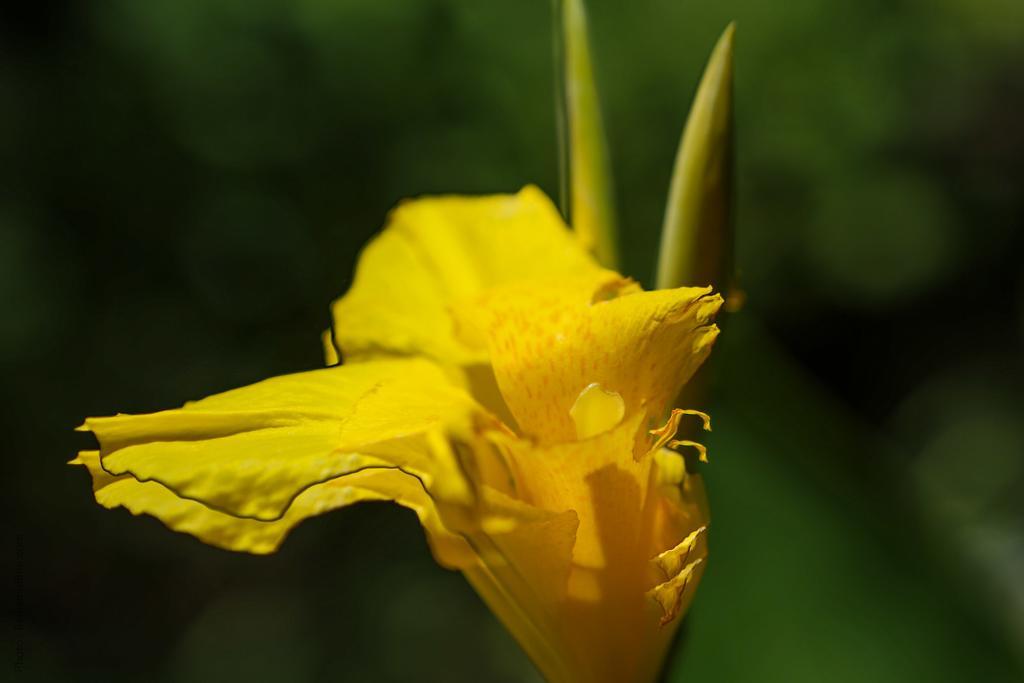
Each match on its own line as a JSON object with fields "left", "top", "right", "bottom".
{"left": 73, "top": 186, "right": 722, "bottom": 683}
{"left": 74, "top": 0, "right": 739, "bottom": 675}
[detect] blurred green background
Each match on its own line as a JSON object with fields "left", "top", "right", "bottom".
{"left": 5, "top": 0, "right": 1023, "bottom": 681}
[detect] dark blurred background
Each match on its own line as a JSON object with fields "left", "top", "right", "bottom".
{"left": 4, "top": 0, "right": 1022, "bottom": 681}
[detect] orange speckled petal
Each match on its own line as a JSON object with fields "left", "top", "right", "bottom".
{"left": 462, "top": 274, "right": 722, "bottom": 444}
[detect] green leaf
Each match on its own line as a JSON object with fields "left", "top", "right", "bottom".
{"left": 556, "top": 0, "right": 619, "bottom": 270}
{"left": 656, "top": 23, "right": 736, "bottom": 295}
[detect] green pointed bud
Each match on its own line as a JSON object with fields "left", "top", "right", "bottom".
{"left": 557, "top": 0, "right": 619, "bottom": 270}
{"left": 656, "top": 22, "right": 737, "bottom": 304}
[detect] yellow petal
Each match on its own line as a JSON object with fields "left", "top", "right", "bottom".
{"left": 463, "top": 273, "right": 723, "bottom": 443}
{"left": 491, "top": 408, "right": 709, "bottom": 683}
{"left": 80, "top": 358, "right": 494, "bottom": 522}
{"left": 330, "top": 186, "right": 603, "bottom": 368}
{"left": 497, "top": 411, "right": 651, "bottom": 571}
{"left": 463, "top": 564, "right": 577, "bottom": 683}
{"left": 71, "top": 451, "right": 476, "bottom": 564}
{"left": 461, "top": 488, "right": 581, "bottom": 683}
{"left": 647, "top": 556, "right": 706, "bottom": 626}
{"left": 652, "top": 525, "right": 707, "bottom": 579}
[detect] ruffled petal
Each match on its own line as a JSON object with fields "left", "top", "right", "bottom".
{"left": 330, "top": 186, "right": 603, "bottom": 367}
{"left": 71, "top": 451, "right": 476, "bottom": 565}
{"left": 79, "top": 358, "right": 500, "bottom": 521}
{"left": 76, "top": 357, "right": 529, "bottom": 566}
